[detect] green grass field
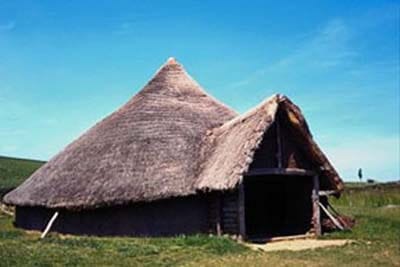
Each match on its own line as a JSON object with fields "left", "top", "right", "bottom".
{"left": 0, "top": 156, "right": 399, "bottom": 266}
{"left": 0, "top": 156, "right": 44, "bottom": 196}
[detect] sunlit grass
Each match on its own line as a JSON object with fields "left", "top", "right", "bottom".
{"left": 0, "top": 157, "right": 399, "bottom": 266}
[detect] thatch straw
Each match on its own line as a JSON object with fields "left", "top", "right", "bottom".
{"left": 196, "top": 95, "right": 280, "bottom": 190}
{"left": 3, "top": 59, "right": 237, "bottom": 209}
{"left": 4, "top": 59, "right": 343, "bottom": 210}
{"left": 196, "top": 95, "right": 343, "bottom": 192}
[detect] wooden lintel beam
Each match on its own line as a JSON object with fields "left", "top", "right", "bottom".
{"left": 245, "top": 168, "right": 316, "bottom": 177}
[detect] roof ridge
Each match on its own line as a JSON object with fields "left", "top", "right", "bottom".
{"left": 138, "top": 57, "right": 237, "bottom": 114}
{"left": 212, "top": 94, "right": 280, "bottom": 133}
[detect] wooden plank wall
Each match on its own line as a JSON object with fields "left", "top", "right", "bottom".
{"left": 207, "top": 193, "right": 220, "bottom": 234}
{"left": 221, "top": 190, "right": 239, "bottom": 235}
{"left": 248, "top": 109, "right": 314, "bottom": 172}
{"left": 248, "top": 123, "right": 278, "bottom": 169}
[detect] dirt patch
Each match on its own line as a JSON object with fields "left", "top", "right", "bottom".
{"left": 246, "top": 239, "right": 353, "bottom": 252}
{"left": 381, "top": 204, "right": 399, "bottom": 209}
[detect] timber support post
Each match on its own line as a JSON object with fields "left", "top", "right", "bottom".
{"left": 238, "top": 181, "right": 246, "bottom": 240}
{"left": 312, "top": 175, "right": 321, "bottom": 236}
{"left": 276, "top": 116, "right": 283, "bottom": 168}
{"left": 215, "top": 194, "right": 222, "bottom": 236}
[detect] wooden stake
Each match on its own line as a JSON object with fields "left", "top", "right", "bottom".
{"left": 319, "top": 203, "right": 344, "bottom": 230}
{"left": 318, "top": 190, "right": 337, "bottom": 197}
{"left": 41, "top": 211, "right": 59, "bottom": 239}
{"left": 326, "top": 202, "right": 340, "bottom": 217}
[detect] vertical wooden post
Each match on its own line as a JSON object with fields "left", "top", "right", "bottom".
{"left": 238, "top": 181, "right": 246, "bottom": 240}
{"left": 215, "top": 194, "right": 222, "bottom": 236}
{"left": 276, "top": 117, "right": 283, "bottom": 168}
{"left": 312, "top": 175, "right": 321, "bottom": 236}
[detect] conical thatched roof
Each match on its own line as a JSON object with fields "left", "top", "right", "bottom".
{"left": 4, "top": 58, "right": 237, "bottom": 209}
{"left": 4, "top": 58, "right": 343, "bottom": 210}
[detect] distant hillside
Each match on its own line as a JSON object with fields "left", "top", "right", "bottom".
{"left": 0, "top": 156, "right": 45, "bottom": 196}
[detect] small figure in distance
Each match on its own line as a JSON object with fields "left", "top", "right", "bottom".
{"left": 358, "top": 168, "right": 363, "bottom": 182}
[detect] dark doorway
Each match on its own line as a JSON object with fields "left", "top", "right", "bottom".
{"left": 244, "top": 175, "right": 313, "bottom": 239}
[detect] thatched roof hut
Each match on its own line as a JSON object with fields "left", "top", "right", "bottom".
{"left": 4, "top": 58, "right": 343, "bottom": 239}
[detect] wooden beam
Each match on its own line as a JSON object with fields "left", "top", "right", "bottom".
{"left": 319, "top": 190, "right": 337, "bottom": 196}
{"left": 238, "top": 182, "right": 246, "bottom": 240}
{"left": 41, "top": 211, "right": 59, "bottom": 239}
{"left": 215, "top": 194, "right": 222, "bottom": 236}
{"left": 245, "top": 168, "right": 316, "bottom": 177}
{"left": 319, "top": 203, "right": 344, "bottom": 230}
{"left": 312, "top": 175, "right": 321, "bottom": 236}
{"left": 276, "top": 118, "right": 283, "bottom": 168}
{"left": 250, "top": 233, "right": 314, "bottom": 243}
{"left": 0, "top": 204, "right": 14, "bottom": 216}
{"left": 326, "top": 202, "right": 340, "bottom": 216}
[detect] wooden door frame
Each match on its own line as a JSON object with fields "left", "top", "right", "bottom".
{"left": 239, "top": 168, "right": 321, "bottom": 240}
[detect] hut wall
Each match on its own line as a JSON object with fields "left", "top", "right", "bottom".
{"left": 248, "top": 123, "right": 278, "bottom": 169}
{"left": 206, "top": 190, "right": 239, "bottom": 236}
{"left": 221, "top": 190, "right": 239, "bottom": 235}
{"left": 280, "top": 120, "right": 313, "bottom": 170}
{"left": 248, "top": 118, "right": 312, "bottom": 171}
{"left": 15, "top": 195, "right": 208, "bottom": 236}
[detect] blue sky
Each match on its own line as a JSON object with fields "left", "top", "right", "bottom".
{"left": 0, "top": 1, "right": 399, "bottom": 181}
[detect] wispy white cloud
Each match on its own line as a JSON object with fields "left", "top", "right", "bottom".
{"left": 323, "top": 135, "right": 400, "bottom": 181}
{"left": 113, "top": 21, "right": 135, "bottom": 35}
{"left": 228, "top": 4, "right": 399, "bottom": 90}
{"left": 228, "top": 18, "right": 355, "bottom": 89}
{"left": 0, "top": 21, "right": 16, "bottom": 31}
{"left": 276, "top": 18, "right": 355, "bottom": 68}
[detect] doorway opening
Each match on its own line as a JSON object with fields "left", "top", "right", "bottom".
{"left": 244, "top": 175, "right": 313, "bottom": 239}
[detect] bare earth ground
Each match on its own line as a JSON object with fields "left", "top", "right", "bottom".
{"left": 246, "top": 239, "right": 353, "bottom": 252}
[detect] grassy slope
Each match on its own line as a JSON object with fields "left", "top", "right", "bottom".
{"left": 0, "top": 158, "right": 399, "bottom": 266}
{"left": 0, "top": 156, "right": 45, "bottom": 194}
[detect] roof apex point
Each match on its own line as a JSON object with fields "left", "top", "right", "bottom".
{"left": 166, "top": 57, "right": 177, "bottom": 65}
